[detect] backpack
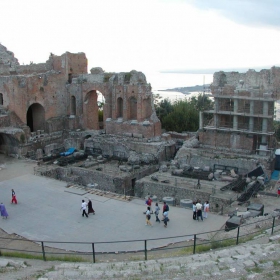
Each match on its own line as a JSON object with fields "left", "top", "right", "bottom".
{"left": 165, "top": 204, "right": 169, "bottom": 212}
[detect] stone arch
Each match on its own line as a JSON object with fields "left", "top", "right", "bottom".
{"left": 0, "top": 93, "right": 3, "bottom": 105}
{"left": 0, "top": 133, "right": 20, "bottom": 155}
{"left": 128, "top": 96, "right": 137, "bottom": 120}
{"left": 219, "top": 73, "right": 227, "bottom": 87}
{"left": 117, "top": 97, "right": 123, "bottom": 118}
{"left": 142, "top": 97, "right": 152, "bottom": 120}
{"left": 84, "top": 90, "right": 106, "bottom": 129}
{"left": 70, "top": 96, "right": 76, "bottom": 115}
{"left": 26, "top": 103, "right": 45, "bottom": 132}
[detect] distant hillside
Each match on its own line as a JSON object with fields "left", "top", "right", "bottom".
{"left": 159, "top": 84, "right": 211, "bottom": 94}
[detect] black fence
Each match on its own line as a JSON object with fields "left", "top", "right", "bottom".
{"left": 0, "top": 216, "right": 279, "bottom": 263}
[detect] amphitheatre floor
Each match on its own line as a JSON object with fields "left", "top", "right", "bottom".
{"left": 0, "top": 155, "right": 228, "bottom": 253}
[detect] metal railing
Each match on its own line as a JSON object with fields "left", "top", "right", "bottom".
{"left": 0, "top": 216, "right": 279, "bottom": 263}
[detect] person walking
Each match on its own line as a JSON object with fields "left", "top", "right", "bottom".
{"left": 196, "top": 200, "right": 203, "bottom": 221}
{"left": 163, "top": 211, "right": 168, "bottom": 228}
{"left": 154, "top": 202, "right": 160, "bottom": 223}
{"left": 162, "top": 201, "right": 169, "bottom": 221}
{"left": 145, "top": 206, "right": 152, "bottom": 226}
{"left": 203, "top": 201, "right": 210, "bottom": 219}
{"left": 80, "top": 200, "right": 88, "bottom": 218}
{"left": 192, "top": 201, "right": 197, "bottom": 220}
{"left": 87, "top": 199, "right": 95, "bottom": 215}
{"left": 0, "top": 203, "right": 8, "bottom": 219}
{"left": 146, "top": 196, "right": 153, "bottom": 214}
{"left": 11, "top": 189, "right": 17, "bottom": 204}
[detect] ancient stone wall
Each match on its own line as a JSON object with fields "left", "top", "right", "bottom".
{"left": 199, "top": 131, "right": 254, "bottom": 152}
{"left": 212, "top": 67, "right": 280, "bottom": 93}
{"left": 0, "top": 44, "right": 161, "bottom": 155}
{"left": 134, "top": 180, "right": 230, "bottom": 213}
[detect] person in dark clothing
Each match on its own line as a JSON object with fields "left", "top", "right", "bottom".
{"left": 192, "top": 201, "right": 197, "bottom": 220}
{"left": 163, "top": 211, "right": 168, "bottom": 228}
{"left": 162, "top": 202, "right": 170, "bottom": 221}
{"left": 87, "top": 199, "right": 95, "bottom": 215}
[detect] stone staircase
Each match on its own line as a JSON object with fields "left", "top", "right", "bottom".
{"left": 40, "top": 237, "right": 280, "bottom": 279}
{"left": 0, "top": 234, "right": 280, "bottom": 279}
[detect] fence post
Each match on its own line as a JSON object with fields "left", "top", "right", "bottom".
{"left": 41, "top": 242, "right": 46, "bottom": 261}
{"left": 193, "top": 234, "right": 196, "bottom": 254}
{"left": 92, "top": 243, "right": 95, "bottom": 263}
{"left": 144, "top": 240, "right": 147, "bottom": 260}
{"left": 236, "top": 226, "right": 240, "bottom": 245}
{"left": 272, "top": 217, "right": 275, "bottom": 235}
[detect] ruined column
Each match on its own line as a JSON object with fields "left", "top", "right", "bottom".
{"left": 262, "top": 101, "right": 268, "bottom": 134}
{"left": 249, "top": 100, "right": 254, "bottom": 131}
{"left": 214, "top": 98, "right": 219, "bottom": 128}
{"left": 233, "top": 98, "right": 238, "bottom": 130}
{"left": 199, "top": 111, "right": 203, "bottom": 129}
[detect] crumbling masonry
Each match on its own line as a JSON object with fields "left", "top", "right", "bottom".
{"left": 0, "top": 44, "right": 161, "bottom": 156}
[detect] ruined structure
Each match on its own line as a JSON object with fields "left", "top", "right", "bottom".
{"left": 0, "top": 44, "right": 161, "bottom": 156}
{"left": 200, "top": 68, "right": 280, "bottom": 155}
{"left": 1, "top": 43, "right": 279, "bottom": 214}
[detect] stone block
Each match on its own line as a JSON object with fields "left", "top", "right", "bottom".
{"left": 243, "top": 260, "right": 255, "bottom": 267}
{"left": 269, "top": 234, "right": 280, "bottom": 242}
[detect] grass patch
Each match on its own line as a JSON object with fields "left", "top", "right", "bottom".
{"left": 248, "top": 266, "right": 263, "bottom": 273}
{"left": 273, "top": 260, "right": 280, "bottom": 267}
{"left": 46, "top": 255, "right": 87, "bottom": 262}
{"left": 0, "top": 251, "right": 87, "bottom": 262}
{"left": 1, "top": 251, "right": 44, "bottom": 260}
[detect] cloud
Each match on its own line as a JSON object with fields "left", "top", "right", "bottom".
{"left": 188, "top": 0, "right": 280, "bottom": 29}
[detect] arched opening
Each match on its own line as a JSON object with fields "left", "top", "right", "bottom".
{"left": 26, "top": 103, "right": 45, "bottom": 132}
{"left": 0, "top": 93, "right": 3, "bottom": 105}
{"left": 70, "top": 96, "right": 76, "bottom": 115}
{"left": 84, "top": 90, "right": 106, "bottom": 130}
{"left": 0, "top": 133, "right": 20, "bottom": 155}
{"left": 219, "top": 73, "right": 227, "bottom": 87}
{"left": 142, "top": 97, "right": 152, "bottom": 120}
{"left": 129, "top": 96, "right": 137, "bottom": 120}
{"left": 117, "top": 97, "right": 123, "bottom": 118}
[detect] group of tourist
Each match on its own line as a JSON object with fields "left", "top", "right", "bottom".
{"left": 192, "top": 200, "right": 210, "bottom": 221}
{"left": 145, "top": 197, "right": 170, "bottom": 228}
{"left": 80, "top": 199, "right": 95, "bottom": 218}
{"left": 0, "top": 189, "right": 18, "bottom": 219}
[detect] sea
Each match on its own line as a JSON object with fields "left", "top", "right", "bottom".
{"left": 146, "top": 71, "right": 280, "bottom": 120}
{"left": 145, "top": 72, "right": 213, "bottom": 102}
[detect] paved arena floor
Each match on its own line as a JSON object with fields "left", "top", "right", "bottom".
{"left": 0, "top": 156, "right": 228, "bottom": 253}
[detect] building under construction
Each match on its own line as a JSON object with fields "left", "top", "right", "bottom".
{"left": 199, "top": 67, "right": 280, "bottom": 156}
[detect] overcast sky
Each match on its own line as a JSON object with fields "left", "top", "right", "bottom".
{"left": 1, "top": 0, "right": 280, "bottom": 74}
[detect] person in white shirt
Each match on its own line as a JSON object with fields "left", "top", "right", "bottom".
{"left": 203, "top": 201, "right": 210, "bottom": 218}
{"left": 80, "top": 200, "right": 88, "bottom": 218}
{"left": 196, "top": 200, "right": 203, "bottom": 221}
{"left": 145, "top": 207, "right": 152, "bottom": 226}
{"left": 192, "top": 201, "right": 197, "bottom": 220}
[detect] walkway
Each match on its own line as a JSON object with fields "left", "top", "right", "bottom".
{"left": 0, "top": 172, "right": 227, "bottom": 253}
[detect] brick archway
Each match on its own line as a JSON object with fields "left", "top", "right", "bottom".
{"left": 26, "top": 103, "right": 45, "bottom": 132}
{"left": 128, "top": 96, "right": 137, "bottom": 120}
{"left": 84, "top": 90, "right": 106, "bottom": 130}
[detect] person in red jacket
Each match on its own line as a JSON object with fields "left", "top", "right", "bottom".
{"left": 144, "top": 196, "right": 153, "bottom": 214}
{"left": 11, "top": 189, "right": 17, "bottom": 204}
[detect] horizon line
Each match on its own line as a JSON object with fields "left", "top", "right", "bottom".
{"left": 159, "top": 65, "right": 280, "bottom": 74}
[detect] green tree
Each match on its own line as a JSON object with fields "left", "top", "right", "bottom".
{"left": 155, "top": 98, "right": 173, "bottom": 122}
{"left": 162, "top": 100, "right": 199, "bottom": 132}
{"left": 158, "top": 94, "right": 213, "bottom": 132}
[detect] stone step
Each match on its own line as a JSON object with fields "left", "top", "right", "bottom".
{"left": 38, "top": 241, "right": 280, "bottom": 279}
